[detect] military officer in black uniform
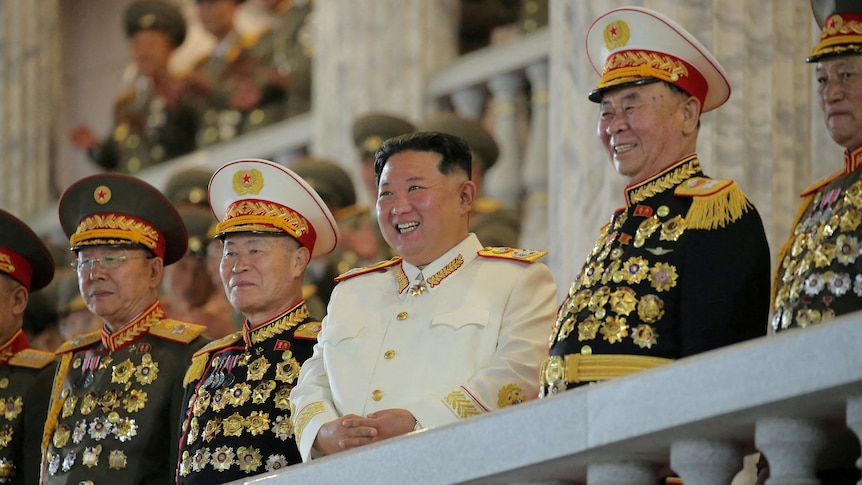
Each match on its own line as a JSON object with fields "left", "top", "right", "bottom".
{"left": 176, "top": 158, "right": 338, "bottom": 482}
{"left": 423, "top": 113, "right": 521, "bottom": 248}
{"left": 42, "top": 175, "right": 208, "bottom": 484}
{"left": 70, "top": 0, "right": 197, "bottom": 174}
{"left": 0, "top": 209, "right": 57, "bottom": 484}
{"left": 765, "top": 1, "right": 862, "bottom": 483}
{"left": 542, "top": 6, "right": 770, "bottom": 397}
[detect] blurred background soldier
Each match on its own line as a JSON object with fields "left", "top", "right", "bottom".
{"left": 177, "top": 158, "right": 337, "bottom": 482}
{"left": 188, "top": 0, "right": 278, "bottom": 146}
{"left": 252, "top": 0, "right": 314, "bottom": 119}
{"left": 53, "top": 272, "right": 102, "bottom": 343}
{"left": 69, "top": 0, "right": 196, "bottom": 174}
{"left": 42, "top": 174, "right": 208, "bottom": 484}
{"left": 351, "top": 112, "right": 416, "bottom": 201}
{"left": 0, "top": 209, "right": 57, "bottom": 485}
{"left": 423, "top": 113, "right": 521, "bottom": 248}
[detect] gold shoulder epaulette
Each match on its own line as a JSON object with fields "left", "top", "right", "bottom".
{"left": 10, "top": 348, "right": 56, "bottom": 369}
{"left": 148, "top": 319, "right": 207, "bottom": 344}
{"left": 334, "top": 256, "right": 402, "bottom": 282}
{"left": 675, "top": 177, "right": 752, "bottom": 230}
{"left": 473, "top": 197, "right": 503, "bottom": 214}
{"left": 192, "top": 332, "right": 243, "bottom": 359}
{"left": 801, "top": 170, "right": 843, "bottom": 197}
{"left": 293, "top": 321, "right": 322, "bottom": 341}
{"left": 54, "top": 331, "right": 102, "bottom": 355}
{"left": 478, "top": 247, "right": 547, "bottom": 263}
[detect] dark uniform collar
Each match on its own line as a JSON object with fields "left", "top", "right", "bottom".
{"left": 844, "top": 146, "right": 862, "bottom": 174}
{"left": 0, "top": 330, "right": 29, "bottom": 367}
{"left": 624, "top": 154, "right": 702, "bottom": 206}
{"left": 101, "top": 300, "right": 165, "bottom": 352}
{"left": 243, "top": 300, "right": 309, "bottom": 347}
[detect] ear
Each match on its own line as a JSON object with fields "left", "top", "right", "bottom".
{"left": 293, "top": 245, "right": 311, "bottom": 276}
{"left": 9, "top": 285, "right": 28, "bottom": 319}
{"left": 680, "top": 96, "right": 701, "bottom": 135}
{"left": 459, "top": 180, "right": 477, "bottom": 214}
{"left": 148, "top": 257, "right": 165, "bottom": 289}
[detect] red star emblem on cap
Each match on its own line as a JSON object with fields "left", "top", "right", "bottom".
{"left": 242, "top": 173, "right": 252, "bottom": 184}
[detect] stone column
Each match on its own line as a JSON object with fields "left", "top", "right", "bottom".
{"left": 485, "top": 72, "right": 525, "bottom": 207}
{"left": 0, "top": 0, "right": 61, "bottom": 220}
{"left": 519, "top": 60, "right": 550, "bottom": 250}
{"left": 670, "top": 439, "right": 743, "bottom": 485}
{"left": 312, "top": 0, "right": 459, "bottom": 205}
{"left": 587, "top": 461, "right": 658, "bottom": 485}
{"left": 754, "top": 417, "right": 826, "bottom": 485}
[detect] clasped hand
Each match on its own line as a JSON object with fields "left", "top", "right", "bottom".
{"left": 313, "top": 408, "right": 417, "bottom": 456}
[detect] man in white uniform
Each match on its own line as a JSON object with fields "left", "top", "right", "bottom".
{"left": 291, "top": 131, "right": 557, "bottom": 460}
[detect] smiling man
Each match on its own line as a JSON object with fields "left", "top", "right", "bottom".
{"left": 175, "top": 159, "right": 338, "bottom": 482}
{"left": 290, "top": 131, "right": 556, "bottom": 461}
{"left": 542, "top": 7, "right": 770, "bottom": 399}
{"left": 43, "top": 174, "right": 208, "bottom": 484}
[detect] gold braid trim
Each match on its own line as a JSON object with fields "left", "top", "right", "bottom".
{"left": 627, "top": 158, "right": 700, "bottom": 204}
{"left": 184, "top": 353, "right": 211, "bottom": 388}
{"left": 771, "top": 194, "right": 814, "bottom": 310}
{"left": 684, "top": 182, "right": 752, "bottom": 230}
{"left": 70, "top": 214, "right": 159, "bottom": 249}
{"left": 443, "top": 388, "right": 484, "bottom": 419}
{"left": 293, "top": 401, "right": 325, "bottom": 446}
{"left": 216, "top": 200, "right": 309, "bottom": 237}
{"left": 248, "top": 304, "right": 309, "bottom": 345}
{"left": 601, "top": 51, "right": 690, "bottom": 86}
{"left": 42, "top": 351, "right": 74, "bottom": 450}
{"left": 426, "top": 254, "right": 464, "bottom": 288}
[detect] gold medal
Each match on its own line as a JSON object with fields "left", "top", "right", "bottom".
{"left": 272, "top": 415, "right": 294, "bottom": 441}
{"left": 636, "top": 215, "right": 660, "bottom": 241}
{"left": 275, "top": 358, "right": 301, "bottom": 383}
{"left": 622, "top": 256, "right": 649, "bottom": 284}
{"left": 80, "top": 392, "right": 98, "bottom": 415}
{"left": 0, "top": 425, "right": 10, "bottom": 448}
{"left": 556, "top": 314, "right": 575, "bottom": 342}
{"left": 236, "top": 446, "right": 262, "bottom": 473}
{"left": 844, "top": 180, "right": 862, "bottom": 207}
{"left": 246, "top": 411, "right": 271, "bottom": 436}
{"left": 226, "top": 383, "right": 251, "bottom": 407}
{"left": 192, "top": 388, "right": 211, "bottom": 416}
{"left": 252, "top": 380, "right": 277, "bottom": 405}
{"left": 840, "top": 207, "right": 862, "bottom": 232}
{"left": 123, "top": 389, "right": 148, "bottom": 413}
{"left": 187, "top": 417, "right": 199, "bottom": 445}
{"left": 649, "top": 263, "right": 678, "bottom": 292}
{"left": 135, "top": 354, "right": 159, "bottom": 385}
{"left": 108, "top": 450, "right": 127, "bottom": 470}
{"left": 115, "top": 418, "right": 138, "bottom": 442}
{"left": 609, "top": 287, "right": 638, "bottom": 316}
{"left": 246, "top": 356, "right": 270, "bottom": 381}
{"left": 222, "top": 412, "right": 244, "bottom": 437}
{"left": 0, "top": 396, "right": 22, "bottom": 421}
{"left": 211, "top": 388, "right": 228, "bottom": 412}
{"left": 568, "top": 289, "right": 592, "bottom": 313}
{"left": 52, "top": 424, "right": 72, "bottom": 448}
{"left": 587, "top": 286, "right": 611, "bottom": 313}
{"left": 111, "top": 359, "right": 135, "bottom": 384}
{"left": 656, "top": 205, "right": 670, "bottom": 217}
{"left": 632, "top": 324, "right": 659, "bottom": 349}
{"left": 274, "top": 386, "right": 292, "bottom": 410}
{"left": 203, "top": 418, "right": 221, "bottom": 442}
{"left": 62, "top": 394, "right": 78, "bottom": 418}
{"left": 637, "top": 294, "right": 665, "bottom": 323}
{"left": 577, "top": 315, "right": 601, "bottom": 341}
{"left": 99, "top": 389, "right": 120, "bottom": 412}
{"left": 659, "top": 215, "right": 686, "bottom": 241}
{"left": 82, "top": 445, "right": 102, "bottom": 468}
{"left": 599, "top": 316, "right": 629, "bottom": 344}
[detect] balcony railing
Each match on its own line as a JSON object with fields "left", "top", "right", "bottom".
{"left": 230, "top": 311, "right": 862, "bottom": 485}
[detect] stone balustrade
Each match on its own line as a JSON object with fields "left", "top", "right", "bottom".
{"left": 229, "top": 310, "right": 862, "bottom": 484}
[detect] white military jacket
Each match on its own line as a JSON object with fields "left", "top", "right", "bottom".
{"left": 291, "top": 234, "right": 556, "bottom": 461}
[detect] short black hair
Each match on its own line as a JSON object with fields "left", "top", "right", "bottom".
{"left": 373, "top": 131, "right": 472, "bottom": 187}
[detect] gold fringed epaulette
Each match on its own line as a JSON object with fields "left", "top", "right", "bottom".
{"left": 334, "top": 256, "right": 402, "bottom": 282}
{"left": 184, "top": 353, "right": 211, "bottom": 388}
{"left": 192, "top": 332, "right": 243, "bottom": 359}
{"left": 478, "top": 247, "right": 548, "bottom": 263}
{"left": 149, "top": 319, "right": 207, "bottom": 344}
{"left": 43, "top": 352, "right": 73, "bottom": 450}
{"left": 293, "top": 322, "right": 322, "bottom": 340}
{"left": 9, "top": 348, "right": 55, "bottom": 369}
{"left": 54, "top": 330, "right": 102, "bottom": 356}
{"left": 675, "top": 177, "right": 752, "bottom": 230}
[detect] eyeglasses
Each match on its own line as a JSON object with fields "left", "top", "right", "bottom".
{"left": 70, "top": 255, "right": 151, "bottom": 272}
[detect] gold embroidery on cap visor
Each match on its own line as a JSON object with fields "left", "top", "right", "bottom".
{"left": 215, "top": 200, "right": 311, "bottom": 243}
{"left": 69, "top": 214, "right": 161, "bottom": 252}
{"left": 810, "top": 14, "right": 862, "bottom": 59}
{"left": 598, "top": 50, "right": 691, "bottom": 91}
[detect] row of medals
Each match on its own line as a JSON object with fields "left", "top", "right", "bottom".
{"left": 551, "top": 207, "right": 684, "bottom": 350}
{"left": 773, "top": 180, "right": 862, "bottom": 331}
{"left": 180, "top": 348, "right": 300, "bottom": 475}
{"left": 46, "top": 353, "right": 160, "bottom": 474}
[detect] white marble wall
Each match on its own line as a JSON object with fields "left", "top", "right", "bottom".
{"left": 311, "top": 0, "right": 459, "bottom": 205}
{"left": 548, "top": 0, "right": 843, "bottom": 301}
{"left": 0, "top": 0, "right": 61, "bottom": 221}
